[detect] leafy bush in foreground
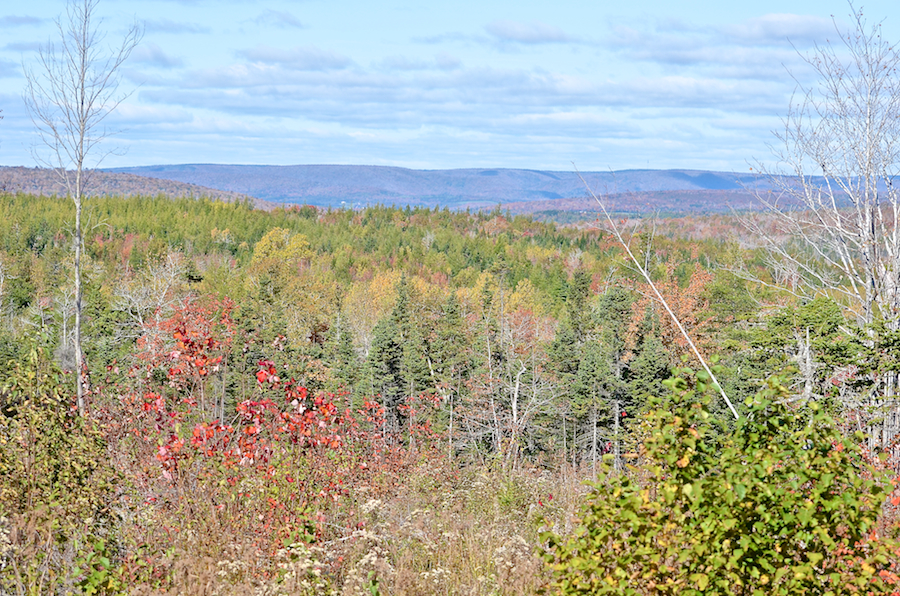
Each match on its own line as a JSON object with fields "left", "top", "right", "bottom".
{"left": 0, "top": 340, "right": 122, "bottom": 594}
{"left": 544, "top": 369, "right": 899, "bottom": 595}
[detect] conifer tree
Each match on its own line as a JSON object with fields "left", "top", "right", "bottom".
{"left": 628, "top": 316, "right": 670, "bottom": 412}
{"left": 549, "top": 324, "right": 580, "bottom": 382}
{"left": 571, "top": 340, "right": 615, "bottom": 473}
{"left": 367, "top": 276, "right": 430, "bottom": 432}
{"left": 565, "top": 269, "right": 592, "bottom": 343}
{"left": 323, "top": 312, "right": 360, "bottom": 397}
{"left": 368, "top": 312, "right": 403, "bottom": 430}
{"left": 428, "top": 293, "right": 469, "bottom": 385}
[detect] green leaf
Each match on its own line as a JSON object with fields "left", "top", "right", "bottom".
{"left": 690, "top": 573, "right": 709, "bottom": 591}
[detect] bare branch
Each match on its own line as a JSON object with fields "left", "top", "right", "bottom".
{"left": 22, "top": 0, "right": 142, "bottom": 414}
{"left": 575, "top": 165, "right": 740, "bottom": 420}
{"left": 752, "top": 4, "right": 900, "bottom": 330}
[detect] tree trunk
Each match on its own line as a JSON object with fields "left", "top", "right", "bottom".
{"left": 614, "top": 399, "right": 621, "bottom": 472}
{"left": 591, "top": 405, "right": 598, "bottom": 480}
{"left": 74, "top": 191, "right": 86, "bottom": 415}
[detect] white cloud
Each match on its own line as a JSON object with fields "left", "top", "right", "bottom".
{"left": 107, "top": 103, "right": 193, "bottom": 126}
{"left": 435, "top": 52, "right": 461, "bottom": 70}
{"left": 725, "top": 14, "right": 835, "bottom": 45}
{"left": 503, "top": 111, "right": 640, "bottom": 137}
{"left": 376, "top": 55, "right": 431, "bottom": 71}
{"left": 143, "top": 18, "right": 210, "bottom": 34}
{"left": 252, "top": 9, "right": 305, "bottom": 29}
{"left": 412, "top": 32, "right": 472, "bottom": 45}
{"left": 239, "top": 45, "right": 352, "bottom": 71}
{"left": 135, "top": 54, "right": 784, "bottom": 143}
{"left": 603, "top": 14, "right": 826, "bottom": 82}
{"left": 0, "top": 15, "right": 44, "bottom": 28}
{"left": 374, "top": 53, "right": 462, "bottom": 72}
{"left": 132, "top": 43, "right": 184, "bottom": 68}
{"left": 4, "top": 41, "right": 41, "bottom": 52}
{"left": 0, "top": 59, "right": 18, "bottom": 78}
{"left": 485, "top": 20, "right": 571, "bottom": 44}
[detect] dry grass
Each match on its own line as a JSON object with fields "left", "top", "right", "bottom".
{"left": 109, "top": 461, "right": 592, "bottom": 596}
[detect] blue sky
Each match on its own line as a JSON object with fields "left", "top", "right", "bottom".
{"left": 0, "top": 0, "right": 897, "bottom": 171}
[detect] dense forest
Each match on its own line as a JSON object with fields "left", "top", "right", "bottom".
{"left": 2, "top": 192, "right": 900, "bottom": 595}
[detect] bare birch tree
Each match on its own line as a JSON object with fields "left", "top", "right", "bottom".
{"left": 750, "top": 6, "right": 900, "bottom": 330}
{"left": 745, "top": 5, "right": 900, "bottom": 443}
{"left": 114, "top": 252, "right": 187, "bottom": 339}
{"left": 23, "top": 0, "right": 141, "bottom": 414}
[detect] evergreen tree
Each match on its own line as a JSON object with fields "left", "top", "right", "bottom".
{"left": 366, "top": 276, "right": 430, "bottom": 432}
{"left": 323, "top": 312, "right": 360, "bottom": 397}
{"left": 566, "top": 269, "right": 592, "bottom": 342}
{"left": 595, "top": 284, "right": 632, "bottom": 373}
{"left": 628, "top": 309, "right": 670, "bottom": 412}
{"left": 428, "top": 293, "right": 470, "bottom": 385}
{"left": 548, "top": 324, "right": 580, "bottom": 381}
{"left": 393, "top": 277, "right": 430, "bottom": 398}
{"left": 367, "top": 315, "right": 402, "bottom": 424}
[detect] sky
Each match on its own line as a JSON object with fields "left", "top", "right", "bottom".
{"left": 0, "top": 0, "right": 897, "bottom": 172}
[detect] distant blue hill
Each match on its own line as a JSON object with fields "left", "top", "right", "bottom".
{"left": 106, "top": 164, "right": 777, "bottom": 211}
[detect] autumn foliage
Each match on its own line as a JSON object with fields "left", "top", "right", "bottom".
{"left": 4, "top": 198, "right": 900, "bottom": 594}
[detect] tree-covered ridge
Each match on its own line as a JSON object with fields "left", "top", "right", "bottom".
{"left": 0, "top": 166, "right": 256, "bottom": 205}
{"left": 105, "top": 164, "right": 768, "bottom": 210}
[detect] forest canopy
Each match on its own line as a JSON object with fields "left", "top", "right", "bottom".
{"left": 2, "top": 191, "right": 900, "bottom": 594}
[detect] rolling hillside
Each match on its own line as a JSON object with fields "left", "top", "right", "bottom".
{"left": 0, "top": 166, "right": 271, "bottom": 208}
{"left": 106, "top": 164, "right": 777, "bottom": 213}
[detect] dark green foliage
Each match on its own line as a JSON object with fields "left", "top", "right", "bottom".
{"left": 628, "top": 333, "right": 669, "bottom": 406}
{"left": 549, "top": 324, "right": 579, "bottom": 379}
{"left": 367, "top": 277, "right": 430, "bottom": 430}
{"left": 571, "top": 341, "right": 616, "bottom": 418}
{"left": 367, "top": 312, "right": 403, "bottom": 411}
{"left": 428, "top": 293, "right": 470, "bottom": 384}
{"left": 754, "top": 297, "right": 851, "bottom": 363}
{"left": 544, "top": 368, "right": 896, "bottom": 595}
{"left": 595, "top": 285, "right": 633, "bottom": 378}
{"left": 703, "top": 270, "right": 757, "bottom": 326}
{"left": 748, "top": 296, "right": 865, "bottom": 400}
{"left": 627, "top": 308, "right": 671, "bottom": 411}
{"left": 324, "top": 313, "right": 360, "bottom": 394}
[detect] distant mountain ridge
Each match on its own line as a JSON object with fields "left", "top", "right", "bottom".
{"left": 106, "top": 164, "right": 776, "bottom": 213}
{"left": 0, "top": 166, "right": 269, "bottom": 208}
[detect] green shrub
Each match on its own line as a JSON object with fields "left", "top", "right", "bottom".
{"left": 543, "top": 368, "right": 898, "bottom": 595}
{"left": 0, "top": 341, "right": 123, "bottom": 594}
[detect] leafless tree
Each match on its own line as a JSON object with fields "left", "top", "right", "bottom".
{"left": 750, "top": 5, "right": 900, "bottom": 330}
{"left": 0, "top": 259, "right": 7, "bottom": 310}
{"left": 113, "top": 252, "right": 188, "bottom": 340}
{"left": 23, "top": 0, "right": 141, "bottom": 414}
{"left": 745, "top": 4, "right": 900, "bottom": 444}
{"left": 0, "top": 257, "right": 12, "bottom": 331}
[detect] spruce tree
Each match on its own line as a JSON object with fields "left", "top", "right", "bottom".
{"left": 366, "top": 276, "right": 430, "bottom": 433}
{"left": 566, "top": 269, "right": 592, "bottom": 342}
{"left": 368, "top": 314, "right": 403, "bottom": 430}
{"left": 429, "top": 293, "right": 470, "bottom": 385}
